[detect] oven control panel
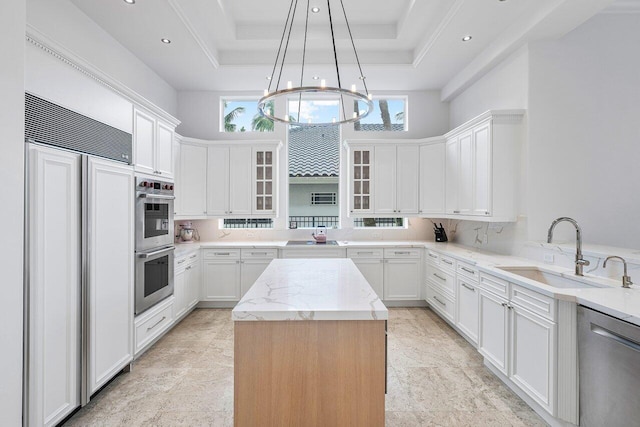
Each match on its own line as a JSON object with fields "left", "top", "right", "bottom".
{"left": 136, "top": 176, "right": 174, "bottom": 196}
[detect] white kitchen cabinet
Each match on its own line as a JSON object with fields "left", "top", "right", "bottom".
{"left": 383, "top": 249, "right": 422, "bottom": 300}
{"left": 202, "top": 248, "right": 277, "bottom": 301}
{"left": 202, "top": 254, "right": 242, "bottom": 301}
{"left": 419, "top": 141, "right": 445, "bottom": 215}
{"left": 444, "top": 111, "right": 523, "bottom": 221}
{"left": 456, "top": 277, "right": 479, "bottom": 344}
{"left": 87, "top": 157, "right": 135, "bottom": 395}
{"left": 348, "top": 250, "right": 385, "bottom": 300}
{"left": 478, "top": 288, "right": 509, "bottom": 375}
{"left": 177, "top": 142, "right": 207, "bottom": 217}
{"left": 133, "top": 108, "right": 175, "bottom": 179}
{"left": 206, "top": 143, "right": 279, "bottom": 217}
{"left": 373, "top": 144, "right": 419, "bottom": 215}
{"left": 349, "top": 146, "right": 374, "bottom": 215}
{"left": 510, "top": 304, "right": 556, "bottom": 414}
{"left": 239, "top": 249, "right": 278, "bottom": 296}
{"left": 174, "top": 251, "right": 201, "bottom": 320}
{"left": 280, "top": 248, "right": 346, "bottom": 259}
{"left": 134, "top": 296, "right": 174, "bottom": 357}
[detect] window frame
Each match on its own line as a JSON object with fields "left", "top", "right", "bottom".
{"left": 219, "top": 96, "right": 274, "bottom": 133}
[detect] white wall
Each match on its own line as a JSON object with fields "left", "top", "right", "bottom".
{"left": 27, "top": 0, "right": 178, "bottom": 117}
{"left": 0, "top": 0, "right": 25, "bottom": 424}
{"left": 527, "top": 13, "right": 640, "bottom": 249}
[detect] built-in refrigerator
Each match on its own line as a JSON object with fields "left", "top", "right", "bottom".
{"left": 24, "top": 93, "right": 135, "bottom": 426}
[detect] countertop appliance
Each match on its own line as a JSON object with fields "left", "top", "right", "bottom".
{"left": 578, "top": 306, "right": 640, "bottom": 426}
{"left": 312, "top": 225, "right": 327, "bottom": 243}
{"left": 25, "top": 93, "right": 134, "bottom": 426}
{"left": 178, "top": 222, "right": 199, "bottom": 242}
{"left": 135, "top": 175, "right": 175, "bottom": 315}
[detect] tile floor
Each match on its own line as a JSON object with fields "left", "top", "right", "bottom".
{"left": 64, "top": 308, "right": 547, "bottom": 426}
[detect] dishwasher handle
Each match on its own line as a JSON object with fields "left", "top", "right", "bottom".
{"left": 592, "top": 324, "right": 640, "bottom": 353}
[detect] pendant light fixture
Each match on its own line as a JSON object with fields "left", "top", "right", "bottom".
{"left": 258, "top": 0, "right": 374, "bottom": 126}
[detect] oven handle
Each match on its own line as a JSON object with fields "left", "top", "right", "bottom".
{"left": 138, "top": 193, "right": 175, "bottom": 200}
{"left": 137, "top": 246, "right": 175, "bottom": 259}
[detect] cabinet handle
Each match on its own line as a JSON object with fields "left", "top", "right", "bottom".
{"left": 236, "top": 260, "right": 241, "bottom": 264}
{"left": 501, "top": 302, "right": 512, "bottom": 309}
{"left": 394, "top": 251, "right": 410, "bottom": 255}
{"left": 433, "top": 296, "right": 446, "bottom": 307}
{"left": 453, "top": 210, "right": 460, "bottom": 214}
{"left": 428, "top": 253, "right": 438, "bottom": 259}
{"left": 442, "top": 259, "right": 453, "bottom": 265}
{"left": 461, "top": 266, "right": 475, "bottom": 274}
{"left": 215, "top": 252, "right": 231, "bottom": 256}
{"left": 251, "top": 252, "right": 268, "bottom": 256}
{"left": 189, "top": 254, "right": 197, "bottom": 259}
{"left": 177, "top": 259, "right": 186, "bottom": 265}
{"left": 433, "top": 273, "right": 446, "bottom": 281}
{"left": 186, "top": 266, "right": 192, "bottom": 270}
{"left": 147, "top": 316, "right": 166, "bottom": 332}
{"left": 461, "top": 283, "right": 475, "bottom": 292}
{"left": 357, "top": 251, "right": 374, "bottom": 255}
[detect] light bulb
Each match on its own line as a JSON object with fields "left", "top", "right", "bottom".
{"left": 263, "top": 89, "right": 268, "bottom": 96}
{"left": 368, "top": 93, "right": 373, "bottom": 100}
{"left": 353, "top": 112, "right": 358, "bottom": 118}
{"left": 287, "top": 81, "right": 293, "bottom": 89}
{"left": 351, "top": 84, "right": 356, "bottom": 92}
{"left": 284, "top": 116, "right": 289, "bottom": 122}
{"left": 320, "top": 79, "right": 326, "bottom": 88}
{"left": 332, "top": 118, "right": 336, "bottom": 124}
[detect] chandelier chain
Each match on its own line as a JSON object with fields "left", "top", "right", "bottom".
{"left": 268, "top": 0, "right": 296, "bottom": 93}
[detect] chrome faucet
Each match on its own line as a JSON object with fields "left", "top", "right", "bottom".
{"left": 604, "top": 256, "right": 633, "bottom": 288}
{"left": 547, "top": 217, "right": 590, "bottom": 276}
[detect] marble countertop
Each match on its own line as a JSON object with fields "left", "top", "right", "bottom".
{"left": 232, "top": 258, "right": 388, "bottom": 321}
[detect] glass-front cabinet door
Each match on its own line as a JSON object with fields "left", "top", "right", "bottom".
{"left": 350, "top": 147, "right": 373, "bottom": 215}
{"left": 254, "top": 149, "right": 275, "bottom": 215}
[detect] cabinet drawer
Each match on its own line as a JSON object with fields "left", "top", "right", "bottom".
{"left": 280, "top": 248, "right": 346, "bottom": 259}
{"left": 426, "top": 250, "right": 440, "bottom": 265}
{"left": 203, "top": 249, "right": 241, "bottom": 260}
{"left": 457, "top": 261, "right": 478, "bottom": 282}
{"left": 479, "top": 272, "right": 509, "bottom": 298}
{"left": 135, "top": 297, "right": 174, "bottom": 355}
{"left": 426, "top": 265, "right": 455, "bottom": 297}
{"left": 347, "top": 248, "right": 384, "bottom": 259}
{"left": 186, "top": 251, "right": 200, "bottom": 264}
{"left": 428, "top": 284, "right": 455, "bottom": 323}
{"left": 383, "top": 248, "right": 422, "bottom": 259}
{"left": 439, "top": 254, "right": 456, "bottom": 272}
{"left": 510, "top": 283, "right": 556, "bottom": 322}
{"left": 241, "top": 248, "right": 278, "bottom": 260}
{"left": 175, "top": 255, "right": 188, "bottom": 269}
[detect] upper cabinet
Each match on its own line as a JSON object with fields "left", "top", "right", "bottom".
{"left": 133, "top": 108, "right": 175, "bottom": 180}
{"left": 419, "top": 140, "right": 446, "bottom": 215}
{"left": 347, "top": 142, "right": 419, "bottom": 217}
{"left": 444, "top": 110, "right": 524, "bottom": 222}
{"left": 176, "top": 139, "right": 281, "bottom": 219}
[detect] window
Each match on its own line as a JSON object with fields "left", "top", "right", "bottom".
{"left": 311, "top": 192, "right": 337, "bottom": 205}
{"left": 222, "top": 218, "right": 274, "bottom": 229}
{"left": 353, "top": 218, "right": 405, "bottom": 228}
{"left": 354, "top": 98, "right": 406, "bottom": 132}
{"left": 288, "top": 99, "right": 340, "bottom": 228}
{"left": 221, "top": 99, "right": 274, "bottom": 133}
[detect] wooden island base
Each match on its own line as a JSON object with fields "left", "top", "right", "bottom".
{"left": 234, "top": 320, "right": 386, "bottom": 427}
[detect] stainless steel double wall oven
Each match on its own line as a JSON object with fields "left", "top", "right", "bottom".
{"left": 135, "top": 175, "right": 175, "bottom": 315}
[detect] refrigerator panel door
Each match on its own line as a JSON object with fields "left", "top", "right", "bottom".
{"left": 27, "top": 144, "right": 81, "bottom": 426}
{"left": 87, "top": 157, "right": 135, "bottom": 395}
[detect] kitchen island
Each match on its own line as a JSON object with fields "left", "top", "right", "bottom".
{"left": 232, "top": 258, "right": 388, "bottom": 427}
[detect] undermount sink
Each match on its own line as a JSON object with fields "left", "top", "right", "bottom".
{"left": 286, "top": 240, "right": 339, "bottom": 246}
{"left": 495, "top": 266, "right": 602, "bottom": 289}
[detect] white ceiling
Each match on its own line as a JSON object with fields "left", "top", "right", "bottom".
{"left": 68, "top": 0, "right": 623, "bottom": 94}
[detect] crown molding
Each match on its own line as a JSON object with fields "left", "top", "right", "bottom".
{"left": 25, "top": 25, "right": 180, "bottom": 127}
{"left": 600, "top": 0, "right": 640, "bottom": 14}
{"left": 412, "top": 0, "right": 464, "bottom": 68}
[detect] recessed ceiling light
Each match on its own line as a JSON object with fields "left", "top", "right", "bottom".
{"left": 311, "top": 7, "right": 320, "bottom": 13}
{"left": 312, "top": 76, "right": 320, "bottom": 80}
{"left": 161, "top": 38, "right": 171, "bottom": 44}
{"left": 123, "top": 0, "right": 135, "bottom": 4}
{"left": 462, "top": 35, "right": 472, "bottom": 42}
{"left": 266, "top": 76, "right": 272, "bottom": 80}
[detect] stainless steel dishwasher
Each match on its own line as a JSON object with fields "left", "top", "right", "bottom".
{"left": 578, "top": 306, "right": 640, "bottom": 426}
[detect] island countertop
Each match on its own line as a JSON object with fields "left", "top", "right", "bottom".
{"left": 232, "top": 258, "right": 388, "bottom": 321}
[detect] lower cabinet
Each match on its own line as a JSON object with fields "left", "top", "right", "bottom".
{"left": 350, "top": 258, "right": 385, "bottom": 300}
{"left": 383, "top": 248, "right": 422, "bottom": 300}
{"left": 174, "top": 251, "right": 201, "bottom": 320}
{"left": 134, "top": 296, "right": 175, "bottom": 357}
{"left": 478, "top": 275, "right": 557, "bottom": 416}
{"left": 456, "top": 276, "right": 479, "bottom": 344}
{"left": 202, "top": 248, "right": 277, "bottom": 301}
{"left": 478, "top": 288, "right": 509, "bottom": 375}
